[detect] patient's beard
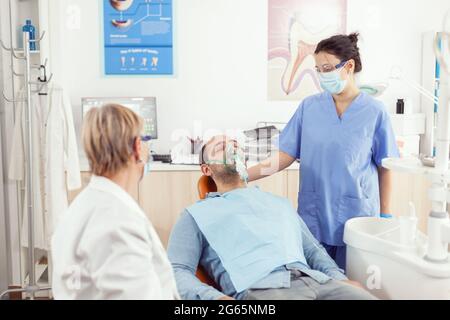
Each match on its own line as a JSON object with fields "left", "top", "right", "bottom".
{"left": 211, "top": 165, "right": 243, "bottom": 188}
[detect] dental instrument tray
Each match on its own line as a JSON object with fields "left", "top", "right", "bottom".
{"left": 244, "top": 125, "right": 281, "bottom": 162}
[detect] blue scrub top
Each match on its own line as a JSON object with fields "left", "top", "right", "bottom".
{"left": 279, "top": 91, "right": 399, "bottom": 246}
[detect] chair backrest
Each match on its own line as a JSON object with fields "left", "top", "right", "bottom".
{"left": 197, "top": 175, "right": 217, "bottom": 199}
{"left": 195, "top": 268, "right": 219, "bottom": 289}
{"left": 195, "top": 175, "right": 220, "bottom": 289}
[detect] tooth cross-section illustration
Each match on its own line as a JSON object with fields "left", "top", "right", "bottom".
{"left": 284, "top": 19, "right": 336, "bottom": 95}
{"left": 268, "top": 0, "right": 347, "bottom": 100}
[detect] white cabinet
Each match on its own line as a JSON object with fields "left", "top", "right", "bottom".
{"left": 138, "top": 171, "right": 202, "bottom": 247}
{"left": 390, "top": 171, "right": 431, "bottom": 233}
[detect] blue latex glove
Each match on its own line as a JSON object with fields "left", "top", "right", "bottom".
{"left": 380, "top": 213, "right": 393, "bottom": 218}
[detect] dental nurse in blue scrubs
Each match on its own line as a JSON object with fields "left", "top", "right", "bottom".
{"left": 248, "top": 33, "right": 399, "bottom": 270}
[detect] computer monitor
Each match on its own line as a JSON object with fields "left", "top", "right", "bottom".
{"left": 81, "top": 97, "right": 158, "bottom": 139}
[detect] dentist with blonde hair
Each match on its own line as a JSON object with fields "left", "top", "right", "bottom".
{"left": 52, "top": 104, "right": 179, "bottom": 300}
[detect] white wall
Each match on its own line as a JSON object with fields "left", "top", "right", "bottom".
{"left": 47, "top": 0, "right": 450, "bottom": 155}
{"left": 52, "top": 0, "right": 302, "bottom": 154}
{"left": 347, "top": 0, "right": 450, "bottom": 113}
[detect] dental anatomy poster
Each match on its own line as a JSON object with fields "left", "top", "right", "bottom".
{"left": 268, "top": 0, "right": 347, "bottom": 101}
{"left": 103, "top": 0, "right": 173, "bottom": 75}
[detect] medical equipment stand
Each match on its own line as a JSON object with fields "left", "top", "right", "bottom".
{"left": 0, "top": 30, "right": 52, "bottom": 300}
{"left": 382, "top": 25, "right": 450, "bottom": 264}
{"left": 426, "top": 30, "right": 450, "bottom": 262}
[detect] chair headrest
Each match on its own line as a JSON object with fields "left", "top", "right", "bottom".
{"left": 197, "top": 175, "right": 217, "bottom": 199}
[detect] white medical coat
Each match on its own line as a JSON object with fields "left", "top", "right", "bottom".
{"left": 51, "top": 175, "right": 180, "bottom": 300}
{"left": 9, "top": 85, "right": 81, "bottom": 250}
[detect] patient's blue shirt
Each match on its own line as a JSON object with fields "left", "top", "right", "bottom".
{"left": 188, "top": 186, "right": 308, "bottom": 292}
{"left": 168, "top": 187, "right": 348, "bottom": 300}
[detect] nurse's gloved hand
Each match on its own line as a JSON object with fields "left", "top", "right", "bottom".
{"left": 380, "top": 213, "right": 393, "bottom": 218}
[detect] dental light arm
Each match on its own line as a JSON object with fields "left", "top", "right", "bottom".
{"left": 359, "top": 68, "right": 439, "bottom": 104}
{"left": 389, "top": 66, "right": 440, "bottom": 105}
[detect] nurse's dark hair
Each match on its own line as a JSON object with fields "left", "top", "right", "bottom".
{"left": 315, "top": 33, "right": 362, "bottom": 73}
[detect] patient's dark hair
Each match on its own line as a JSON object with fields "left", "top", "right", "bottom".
{"left": 314, "top": 33, "right": 362, "bottom": 73}
{"left": 199, "top": 144, "right": 208, "bottom": 165}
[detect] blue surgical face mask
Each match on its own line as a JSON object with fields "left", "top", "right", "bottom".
{"left": 138, "top": 155, "right": 152, "bottom": 179}
{"left": 144, "top": 161, "right": 151, "bottom": 175}
{"left": 318, "top": 67, "right": 347, "bottom": 95}
{"left": 140, "top": 138, "right": 152, "bottom": 177}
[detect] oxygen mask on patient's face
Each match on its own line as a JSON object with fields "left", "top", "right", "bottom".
{"left": 206, "top": 142, "right": 249, "bottom": 183}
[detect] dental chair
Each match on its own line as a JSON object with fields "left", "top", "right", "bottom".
{"left": 196, "top": 175, "right": 219, "bottom": 289}
{"left": 198, "top": 175, "right": 217, "bottom": 199}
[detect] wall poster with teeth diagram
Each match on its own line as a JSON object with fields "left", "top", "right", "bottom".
{"left": 103, "top": 0, "right": 173, "bottom": 75}
{"left": 268, "top": 0, "right": 347, "bottom": 101}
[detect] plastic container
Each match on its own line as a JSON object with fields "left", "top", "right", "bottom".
{"left": 396, "top": 99, "right": 405, "bottom": 114}
{"left": 22, "top": 19, "right": 36, "bottom": 51}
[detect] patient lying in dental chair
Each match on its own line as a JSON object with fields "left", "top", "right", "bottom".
{"left": 167, "top": 135, "right": 376, "bottom": 300}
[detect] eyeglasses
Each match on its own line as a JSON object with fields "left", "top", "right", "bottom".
{"left": 141, "top": 135, "right": 152, "bottom": 142}
{"left": 131, "top": 135, "right": 152, "bottom": 148}
{"left": 315, "top": 60, "right": 347, "bottom": 73}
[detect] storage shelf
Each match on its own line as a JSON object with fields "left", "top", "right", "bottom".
{"left": 382, "top": 157, "right": 450, "bottom": 181}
